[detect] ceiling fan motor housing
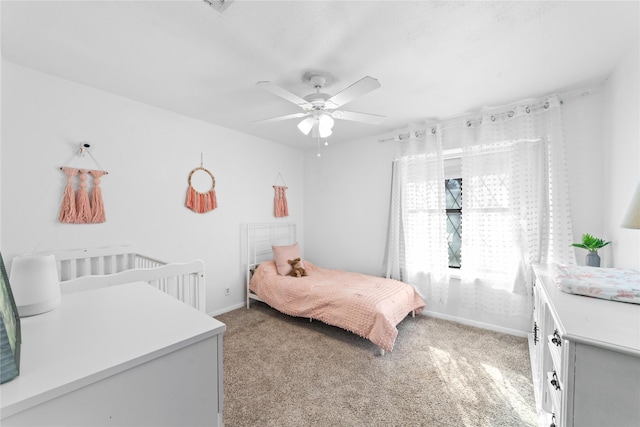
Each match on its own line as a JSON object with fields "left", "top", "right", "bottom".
{"left": 308, "top": 75, "right": 326, "bottom": 89}
{"left": 303, "top": 92, "right": 333, "bottom": 110}
{"left": 304, "top": 74, "right": 337, "bottom": 110}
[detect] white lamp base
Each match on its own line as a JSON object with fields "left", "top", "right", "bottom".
{"left": 17, "top": 295, "right": 61, "bottom": 317}
{"left": 10, "top": 253, "right": 62, "bottom": 317}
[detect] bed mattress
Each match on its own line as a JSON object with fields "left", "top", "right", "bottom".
{"left": 250, "top": 260, "right": 425, "bottom": 351}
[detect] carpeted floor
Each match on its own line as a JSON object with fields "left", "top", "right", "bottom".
{"left": 215, "top": 302, "right": 536, "bottom": 427}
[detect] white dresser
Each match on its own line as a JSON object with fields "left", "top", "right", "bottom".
{"left": 529, "top": 264, "right": 640, "bottom": 427}
{"left": 0, "top": 282, "right": 226, "bottom": 426}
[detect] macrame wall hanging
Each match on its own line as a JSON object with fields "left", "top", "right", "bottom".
{"left": 185, "top": 155, "right": 218, "bottom": 214}
{"left": 273, "top": 173, "right": 289, "bottom": 218}
{"left": 58, "top": 143, "right": 108, "bottom": 224}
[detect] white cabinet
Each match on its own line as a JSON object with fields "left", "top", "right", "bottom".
{"left": 529, "top": 265, "right": 640, "bottom": 427}
{"left": 0, "top": 282, "right": 226, "bottom": 426}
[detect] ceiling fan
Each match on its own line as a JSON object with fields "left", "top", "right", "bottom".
{"left": 255, "top": 72, "right": 385, "bottom": 138}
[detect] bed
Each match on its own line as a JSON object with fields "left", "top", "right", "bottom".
{"left": 52, "top": 245, "right": 206, "bottom": 312}
{"left": 245, "top": 223, "right": 425, "bottom": 353}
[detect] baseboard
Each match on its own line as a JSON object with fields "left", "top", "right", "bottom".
{"left": 423, "top": 310, "right": 528, "bottom": 338}
{"left": 208, "top": 302, "right": 245, "bottom": 318}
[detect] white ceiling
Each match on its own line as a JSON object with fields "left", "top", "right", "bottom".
{"left": 2, "top": 0, "right": 638, "bottom": 149}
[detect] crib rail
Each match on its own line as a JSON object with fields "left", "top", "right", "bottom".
{"left": 51, "top": 246, "right": 206, "bottom": 313}
{"left": 60, "top": 260, "right": 206, "bottom": 312}
{"left": 52, "top": 246, "right": 164, "bottom": 281}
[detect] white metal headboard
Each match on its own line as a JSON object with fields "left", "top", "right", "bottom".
{"left": 245, "top": 222, "right": 296, "bottom": 308}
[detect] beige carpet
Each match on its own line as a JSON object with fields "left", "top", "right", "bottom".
{"left": 215, "top": 302, "right": 536, "bottom": 427}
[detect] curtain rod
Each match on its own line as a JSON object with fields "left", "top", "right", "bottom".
{"left": 379, "top": 99, "right": 553, "bottom": 142}
{"left": 379, "top": 86, "right": 597, "bottom": 143}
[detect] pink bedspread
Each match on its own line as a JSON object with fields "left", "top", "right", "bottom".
{"left": 250, "top": 261, "right": 425, "bottom": 352}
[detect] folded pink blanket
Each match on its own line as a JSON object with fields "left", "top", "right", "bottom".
{"left": 250, "top": 261, "right": 425, "bottom": 351}
{"left": 554, "top": 264, "right": 640, "bottom": 304}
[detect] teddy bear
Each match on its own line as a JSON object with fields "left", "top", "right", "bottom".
{"left": 288, "top": 258, "right": 307, "bottom": 277}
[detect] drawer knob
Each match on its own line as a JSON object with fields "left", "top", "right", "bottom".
{"left": 551, "top": 371, "right": 561, "bottom": 390}
{"left": 551, "top": 329, "right": 562, "bottom": 346}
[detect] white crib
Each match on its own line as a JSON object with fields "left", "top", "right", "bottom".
{"left": 52, "top": 246, "right": 206, "bottom": 313}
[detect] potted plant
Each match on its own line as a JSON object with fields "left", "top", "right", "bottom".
{"left": 571, "top": 233, "right": 610, "bottom": 267}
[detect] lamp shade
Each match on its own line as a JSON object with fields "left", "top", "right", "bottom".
{"left": 297, "top": 117, "right": 315, "bottom": 135}
{"left": 10, "top": 254, "right": 61, "bottom": 317}
{"left": 621, "top": 183, "right": 640, "bottom": 229}
{"left": 318, "top": 114, "right": 334, "bottom": 138}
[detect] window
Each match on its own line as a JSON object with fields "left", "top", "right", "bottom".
{"left": 445, "top": 178, "right": 462, "bottom": 268}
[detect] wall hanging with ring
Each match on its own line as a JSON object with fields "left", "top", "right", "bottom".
{"left": 185, "top": 154, "right": 218, "bottom": 214}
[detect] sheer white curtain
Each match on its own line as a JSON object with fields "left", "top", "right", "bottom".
{"left": 385, "top": 96, "right": 576, "bottom": 321}
{"left": 386, "top": 124, "right": 449, "bottom": 302}
{"left": 459, "top": 95, "right": 576, "bottom": 316}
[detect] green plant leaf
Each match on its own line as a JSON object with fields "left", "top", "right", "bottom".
{"left": 572, "top": 233, "right": 611, "bottom": 252}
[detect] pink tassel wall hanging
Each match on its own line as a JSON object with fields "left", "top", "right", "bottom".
{"left": 59, "top": 167, "right": 78, "bottom": 223}
{"left": 185, "top": 163, "right": 218, "bottom": 214}
{"left": 89, "top": 170, "right": 107, "bottom": 223}
{"left": 273, "top": 186, "right": 289, "bottom": 217}
{"left": 59, "top": 143, "right": 108, "bottom": 224}
{"left": 273, "top": 173, "right": 289, "bottom": 217}
{"left": 75, "top": 169, "right": 92, "bottom": 223}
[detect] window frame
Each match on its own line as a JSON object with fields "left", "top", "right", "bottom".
{"left": 445, "top": 177, "right": 462, "bottom": 269}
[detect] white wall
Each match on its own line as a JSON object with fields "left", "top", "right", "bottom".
{"left": 0, "top": 61, "right": 304, "bottom": 315}
{"left": 304, "top": 140, "right": 394, "bottom": 275}
{"left": 563, "top": 88, "right": 607, "bottom": 265}
{"left": 603, "top": 41, "right": 640, "bottom": 269}
{"left": 304, "top": 86, "right": 611, "bottom": 333}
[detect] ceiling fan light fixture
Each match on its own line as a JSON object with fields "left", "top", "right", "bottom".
{"left": 318, "top": 114, "right": 334, "bottom": 138}
{"left": 297, "top": 117, "right": 315, "bottom": 135}
{"left": 319, "top": 127, "right": 332, "bottom": 138}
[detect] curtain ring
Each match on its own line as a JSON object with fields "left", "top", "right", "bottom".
{"left": 508, "top": 111, "right": 514, "bottom": 118}
{"left": 431, "top": 128, "right": 436, "bottom": 134}
{"left": 544, "top": 101, "right": 550, "bottom": 109}
{"left": 525, "top": 106, "right": 530, "bottom": 113}
{"left": 466, "top": 120, "right": 472, "bottom": 127}
{"left": 491, "top": 115, "right": 496, "bottom": 122}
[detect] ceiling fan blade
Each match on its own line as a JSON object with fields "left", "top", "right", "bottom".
{"left": 256, "top": 81, "right": 312, "bottom": 109}
{"left": 325, "top": 76, "right": 381, "bottom": 109}
{"left": 253, "top": 112, "right": 309, "bottom": 124}
{"left": 332, "top": 110, "right": 386, "bottom": 125}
